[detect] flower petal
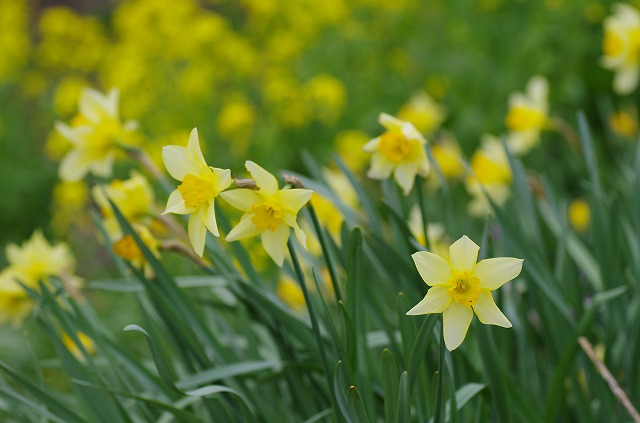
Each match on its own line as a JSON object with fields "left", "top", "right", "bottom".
{"left": 187, "top": 128, "right": 207, "bottom": 167}
{"left": 246, "top": 161, "right": 278, "bottom": 195}
{"left": 378, "top": 113, "right": 404, "bottom": 131}
{"left": 220, "top": 189, "right": 262, "bottom": 211}
{"left": 79, "top": 88, "right": 117, "bottom": 122}
{"left": 280, "top": 189, "right": 313, "bottom": 213}
{"left": 163, "top": 189, "right": 192, "bottom": 214}
{"left": 204, "top": 201, "right": 220, "bottom": 237}
{"left": 163, "top": 146, "right": 198, "bottom": 181}
{"left": 473, "top": 291, "right": 512, "bottom": 328}
{"left": 394, "top": 162, "right": 418, "bottom": 195}
{"left": 614, "top": 65, "right": 640, "bottom": 95}
{"left": 212, "top": 167, "right": 232, "bottom": 193}
{"left": 283, "top": 213, "right": 307, "bottom": 249}
{"left": 363, "top": 136, "right": 380, "bottom": 153}
{"left": 411, "top": 251, "right": 452, "bottom": 286}
{"left": 367, "top": 153, "right": 394, "bottom": 180}
{"left": 59, "top": 150, "right": 92, "bottom": 182}
{"left": 225, "top": 214, "right": 262, "bottom": 242}
{"left": 188, "top": 206, "right": 207, "bottom": 257}
{"left": 89, "top": 152, "right": 115, "bottom": 178}
{"left": 261, "top": 224, "right": 290, "bottom": 266}
{"left": 449, "top": 235, "right": 479, "bottom": 272}
{"left": 474, "top": 257, "right": 523, "bottom": 290}
{"left": 406, "top": 286, "right": 452, "bottom": 315}
{"left": 442, "top": 302, "right": 473, "bottom": 351}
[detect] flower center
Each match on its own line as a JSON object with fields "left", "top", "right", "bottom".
{"left": 113, "top": 235, "right": 143, "bottom": 262}
{"left": 603, "top": 31, "right": 625, "bottom": 57}
{"left": 505, "top": 106, "right": 547, "bottom": 132}
{"left": 447, "top": 271, "right": 483, "bottom": 308}
{"left": 178, "top": 173, "right": 216, "bottom": 209}
{"left": 379, "top": 131, "right": 413, "bottom": 163}
{"left": 251, "top": 202, "right": 283, "bottom": 231}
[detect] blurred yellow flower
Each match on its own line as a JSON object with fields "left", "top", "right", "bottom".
{"left": 430, "top": 134, "right": 465, "bottom": 180}
{"left": 602, "top": 3, "right": 640, "bottom": 94}
{"left": 50, "top": 181, "right": 90, "bottom": 236}
{"left": 304, "top": 74, "right": 346, "bottom": 124}
{"left": 112, "top": 224, "right": 161, "bottom": 278}
{"left": 335, "top": 130, "right": 370, "bottom": 171}
{"left": 55, "top": 87, "right": 138, "bottom": 182}
{"left": 407, "top": 235, "right": 523, "bottom": 351}
{"left": 609, "top": 109, "right": 638, "bottom": 137}
{"left": 397, "top": 91, "right": 446, "bottom": 135}
{"left": 92, "top": 171, "right": 155, "bottom": 223}
{"left": 221, "top": 161, "right": 313, "bottom": 266}
{"left": 466, "top": 135, "right": 512, "bottom": 216}
{"left": 62, "top": 331, "right": 96, "bottom": 362}
{"left": 407, "top": 208, "right": 450, "bottom": 258}
{"left": 0, "top": 268, "right": 33, "bottom": 327}
{"left": 0, "top": 0, "right": 30, "bottom": 82}
{"left": 505, "top": 76, "right": 549, "bottom": 155}
{"left": 568, "top": 198, "right": 590, "bottom": 233}
{"left": 364, "top": 113, "right": 430, "bottom": 195}
{"left": 162, "top": 128, "right": 232, "bottom": 257}
{"left": 277, "top": 275, "right": 306, "bottom": 311}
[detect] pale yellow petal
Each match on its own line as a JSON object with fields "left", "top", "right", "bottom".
{"left": 225, "top": 214, "right": 262, "bottom": 242}
{"left": 246, "top": 161, "right": 278, "bottom": 195}
{"left": 378, "top": 113, "right": 404, "bottom": 131}
{"left": 261, "top": 224, "right": 290, "bottom": 267}
{"left": 163, "top": 146, "right": 199, "bottom": 181}
{"left": 443, "top": 302, "right": 473, "bottom": 351}
{"left": 394, "top": 162, "right": 418, "bottom": 195}
{"left": 406, "top": 286, "right": 452, "bottom": 315}
{"left": 474, "top": 257, "right": 523, "bottom": 290}
{"left": 220, "top": 189, "right": 262, "bottom": 212}
{"left": 54, "top": 121, "right": 83, "bottom": 146}
{"left": 212, "top": 167, "right": 232, "bottom": 193}
{"left": 614, "top": 65, "right": 640, "bottom": 95}
{"left": 367, "top": 153, "right": 394, "bottom": 180}
{"left": 363, "top": 136, "right": 380, "bottom": 152}
{"left": 5, "top": 244, "right": 21, "bottom": 266}
{"left": 473, "top": 291, "right": 512, "bottom": 328}
{"left": 283, "top": 214, "right": 307, "bottom": 249}
{"left": 411, "top": 251, "right": 452, "bottom": 286}
{"left": 163, "top": 189, "right": 192, "bottom": 215}
{"left": 187, "top": 128, "right": 207, "bottom": 167}
{"left": 59, "top": 150, "right": 92, "bottom": 182}
{"left": 204, "top": 201, "right": 220, "bottom": 237}
{"left": 89, "top": 152, "right": 115, "bottom": 178}
{"left": 79, "top": 88, "right": 117, "bottom": 122}
{"left": 188, "top": 207, "right": 207, "bottom": 257}
{"left": 449, "top": 235, "right": 479, "bottom": 272}
{"left": 279, "top": 189, "right": 313, "bottom": 213}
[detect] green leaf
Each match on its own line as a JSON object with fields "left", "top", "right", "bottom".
{"left": 395, "top": 372, "right": 410, "bottom": 423}
{"left": 347, "top": 386, "right": 370, "bottom": 423}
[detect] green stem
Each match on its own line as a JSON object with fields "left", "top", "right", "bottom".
{"left": 434, "top": 315, "right": 445, "bottom": 423}
{"left": 287, "top": 238, "right": 340, "bottom": 419}
{"left": 416, "top": 177, "right": 431, "bottom": 251}
{"left": 307, "top": 203, "right": 343, "bottom": 303}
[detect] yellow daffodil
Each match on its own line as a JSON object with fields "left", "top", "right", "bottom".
{"left": 364, "top": 113, "right": 430, "bottom": 195}
{"left": 397, "top": 91, "right": 446, "bottom": 135}
{"left": 220, "top": 161, "right": 313, "bottom": 266}
{"left": 602, "top": 3, "right": 640, "bottom": 94}
{"left": 162, "top": 128, "right": 232, "bottom": 257}
{"left": 407, "top": 207, "right": 450, "bottom": 258}
{"left": 4, "top": 229, "right": 81, "bottom": 288}
{"left": 505, "top": 76, "right": 549, "bottom": 155}
{"left": 466, "top": 135, "right": 512, "bottom": 216}
{"left": 55, "top": 87, "right": 138, "bottom": 182}
{"left": 112, "top": 224, "right": 160, "bottom": 278}
{"left": 568, "top": 198, "right": 590, "bottom": 233}
{"left": 407, "top": 235, "right": 523, "bottom": 351}
{"left": 334, "top": 130, "right": 370, "bottom": 171}
{"left": 0, "top": 268, "right": 33, "bottom": 326}
{"left": 62, "top": 331, "right": 96, "bottom": 362}
{"left": 609, "top": 108, "right": 638, "bottom": 137}
{"left": 430, "top": 133, "right": 465, "bottom": 181}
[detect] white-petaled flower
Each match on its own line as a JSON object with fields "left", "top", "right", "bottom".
{"left": 602, "top": 3, "right": 640, "bottom": 94}
{"left": 407, "top": 235, "right": 523, "bottom": 351}
{"left": 56, "top": 87, "right": 138, "bottom": 182}
{"left": 363, "top": 113, "right": 430, "bottom": 195}
{"left": 505, "top": 76, "right": 549, "bottom": 156}
{"left": 162, "top": 128, "right": 232, "bottom": 257}
{"left": 220, "top": 161, "right": 313, "bottom": 266}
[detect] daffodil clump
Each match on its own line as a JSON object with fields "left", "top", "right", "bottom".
{"left": 407, "top": 236, "right": 523, "bottom": 350}
{"left": 602, "top": 3, "right": 640, "bottom": 94}
{"left": 364, "top": 113, "right": 430, "bottom": 195}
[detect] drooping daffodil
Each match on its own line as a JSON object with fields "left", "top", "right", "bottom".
{"left": 407, "top": 235, "right": 523, "bottom": 351}
{"left": 220, "top": 161, "right": 313, "bottom": 266}
{"left": 162, "top": 128, "right": 232, "bottom": 257}
{"left": 363, "top": 113, "right": 430, "bottom": 195}
{"left": 55, "top": 87, "right": 138, "bottom": 182}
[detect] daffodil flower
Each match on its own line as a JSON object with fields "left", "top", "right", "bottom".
{"left": 162, "top": 128, "right": 232, "bottom": 257}
{"left": 220, "top": 161, "right": 313, "bottom": 266}
{"left": 407, "top": 235, "right": 523, "bottom": 351}
{"left": 363, "top": 113, "right": 430, "bottom": 195}
{"left": 56, "top": 88, "right": 137, "bottom": 182}
{"left": 602, "top": 3, "right": 640, "bottom": 94}
{"left": 505, "top": 76, "right": 549, "bottom": 156}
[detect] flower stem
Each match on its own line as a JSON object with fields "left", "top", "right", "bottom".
{"left": 434, "top": 315, "right": 445, "bottom": 423}
{"left": 416, "top": 176, "right": 431, "bottom": 251}
{"left": 287, "top": 238, "right": 339, "bottom": 417}
{"left": 307, "top": 203, "right": 343, "bottom": 303}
